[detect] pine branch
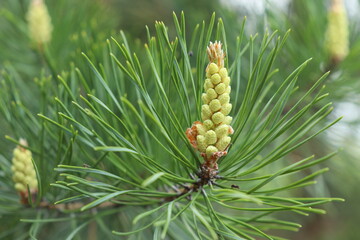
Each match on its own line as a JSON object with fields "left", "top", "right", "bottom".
{"left": 0, "top": 6, "right": 347, "bottom": 239}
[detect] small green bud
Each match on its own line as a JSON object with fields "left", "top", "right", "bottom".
{"left": 201, "top": 104, "right": 212, "bottom": 120}
{"left": 209, "top": 99, "right": 221, "bottom": 112}
{"left": 211, "top": 73, "right": 221, "bottom": 85}
{"left": 13, "top": 149, "right": 22, "bottom": 162}
{"left": 25, "top": 176, "right": 33, "bottom": 184}
{"left": 203, "top": 119, "right": 214, "bottom": 130}
{"left": 212, "top": 112, "right": 225, "bottom": 124}
{"left": 24, "top": 166, "right": 35, "bottom": 176}
{"left": 325, "top": 0, "right": 349, "bottom": 62}
{"left": 218, "top": 93, "right": 230, "bottom": 105}
{"left": 13, "top": 172, "right": 25, "bottom": 182}
{"left": 219, "top": 68, "right": 228, "bottom": 79}
{"left": 206, "top": 145, "right": 218, "bottom": 157}
{"left": 205, "top": 130, "right": 217, "bottom": 144}
{"left": 30, "top": 179, "right": 38, "bottom": 189}
{"left": 15, "top": 183, "right": 26, "bottom": 192}
{"left": 215, "top": 83, "right": 226, "bottom": 94}
{"left": 215, "top": 125, "right": 229, "bottom": 138}
{"left": 216, "top": 136, "right": 231, "bottom": 151}
{"left": 202, "top": 93, "right": 209, "bottom": 104}
{"left": 11, "top": 139, "right": 38, "bottom": 194}
{"left": 204, "top": 79, "right": 214, "bottom": 91}
{"left": 225, "top": 86, "right": 231, "bottom": 94}
{"left": 196, "top": 124, "right": 207, "bottom": 136}
{"left": 197, "top": 135, "right": 207, "bottom": 152}
{"left": 222, "top": 76, "right": 230, "bottom": 87}
{"left": 14, "top": 161, "right": 25, "bottom": 172}
{"left": 223, "top": 116, "right": 233, "bottom": 125}
{"left": 206, "top": 88, "right": 217, "bottom": 100}
{"left": 221, "top": 103, "right": 232, "bottom": 115}
{"left": 27, "top": 0, "right": 53, "bottom": 45}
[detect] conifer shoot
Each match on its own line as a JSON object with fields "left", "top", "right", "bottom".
{"left": 186, "top": 41, "right": 233, "bottom": 178}
{"left": 11, "top": 139, "right": 38, "bottom": 203}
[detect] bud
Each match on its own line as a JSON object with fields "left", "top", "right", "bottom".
{"left": 27, "top": 0, "right": 53, "bottom": 46}
{"left": 211, "top": 74, "right": 221, "bottom": 85}
{"left": 186, "top": 41, "right": 233, "bottom": 163}
{"left": 216, "top": 136, "right": 231, "bottom": 151}
{"left": 205, "top": 130, "right": 217, "bottom": 145}
{"left": 209, "top": 99, "right": 221, "bottom": 112}
{"left": 206, "top": 146, "right": 218, "bottom": 157}
{"left": 196, "top": 124, "right": 207, "bottom": 136}
{"left": 325, "top": 0, "right": 349, "bottom": 64}
{"left": 215, "top": 83, "right": 226, "bottom": 94}
{"left": 11, "top": 139, "right": 38, "bottom": 195}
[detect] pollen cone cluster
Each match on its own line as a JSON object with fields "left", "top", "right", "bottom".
{"left": 11, "top": 139, "right": 38, "bottom": 194}
{"left": 27, "top": 0, "right": 53, "bottom": 46}
{"left": 325, "top": 0, "right": 349, "bottom": 63}
{"left": 187, "top": 41, "right": 233, "bottom": 162}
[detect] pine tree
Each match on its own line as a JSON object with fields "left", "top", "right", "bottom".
{"left": 1, "top": 0, "right": 359, "bottom": 239}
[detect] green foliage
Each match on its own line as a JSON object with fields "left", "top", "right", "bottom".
{"left": 0, "top": 0, "right": 116, "bottom": 78}
{"left": 0, "top": 8, "right": 343, "bottom": 239}
{"left": 266, "top": 0, "right": 360, "bottom": 104}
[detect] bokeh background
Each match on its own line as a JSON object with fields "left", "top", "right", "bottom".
{"left": 0, "top": 0, "right": 359, "bottom": 239}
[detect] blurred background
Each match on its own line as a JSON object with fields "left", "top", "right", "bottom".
{"left": 0, "top": 0, "right": 359, "bottom": 239}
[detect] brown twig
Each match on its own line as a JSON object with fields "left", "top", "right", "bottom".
{"left": 164, "top": 163, "right": 221, "bottom": 202}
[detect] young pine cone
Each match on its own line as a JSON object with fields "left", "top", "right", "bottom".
{"left": 186, "top": 41, "right": 233, "bottom": 163}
